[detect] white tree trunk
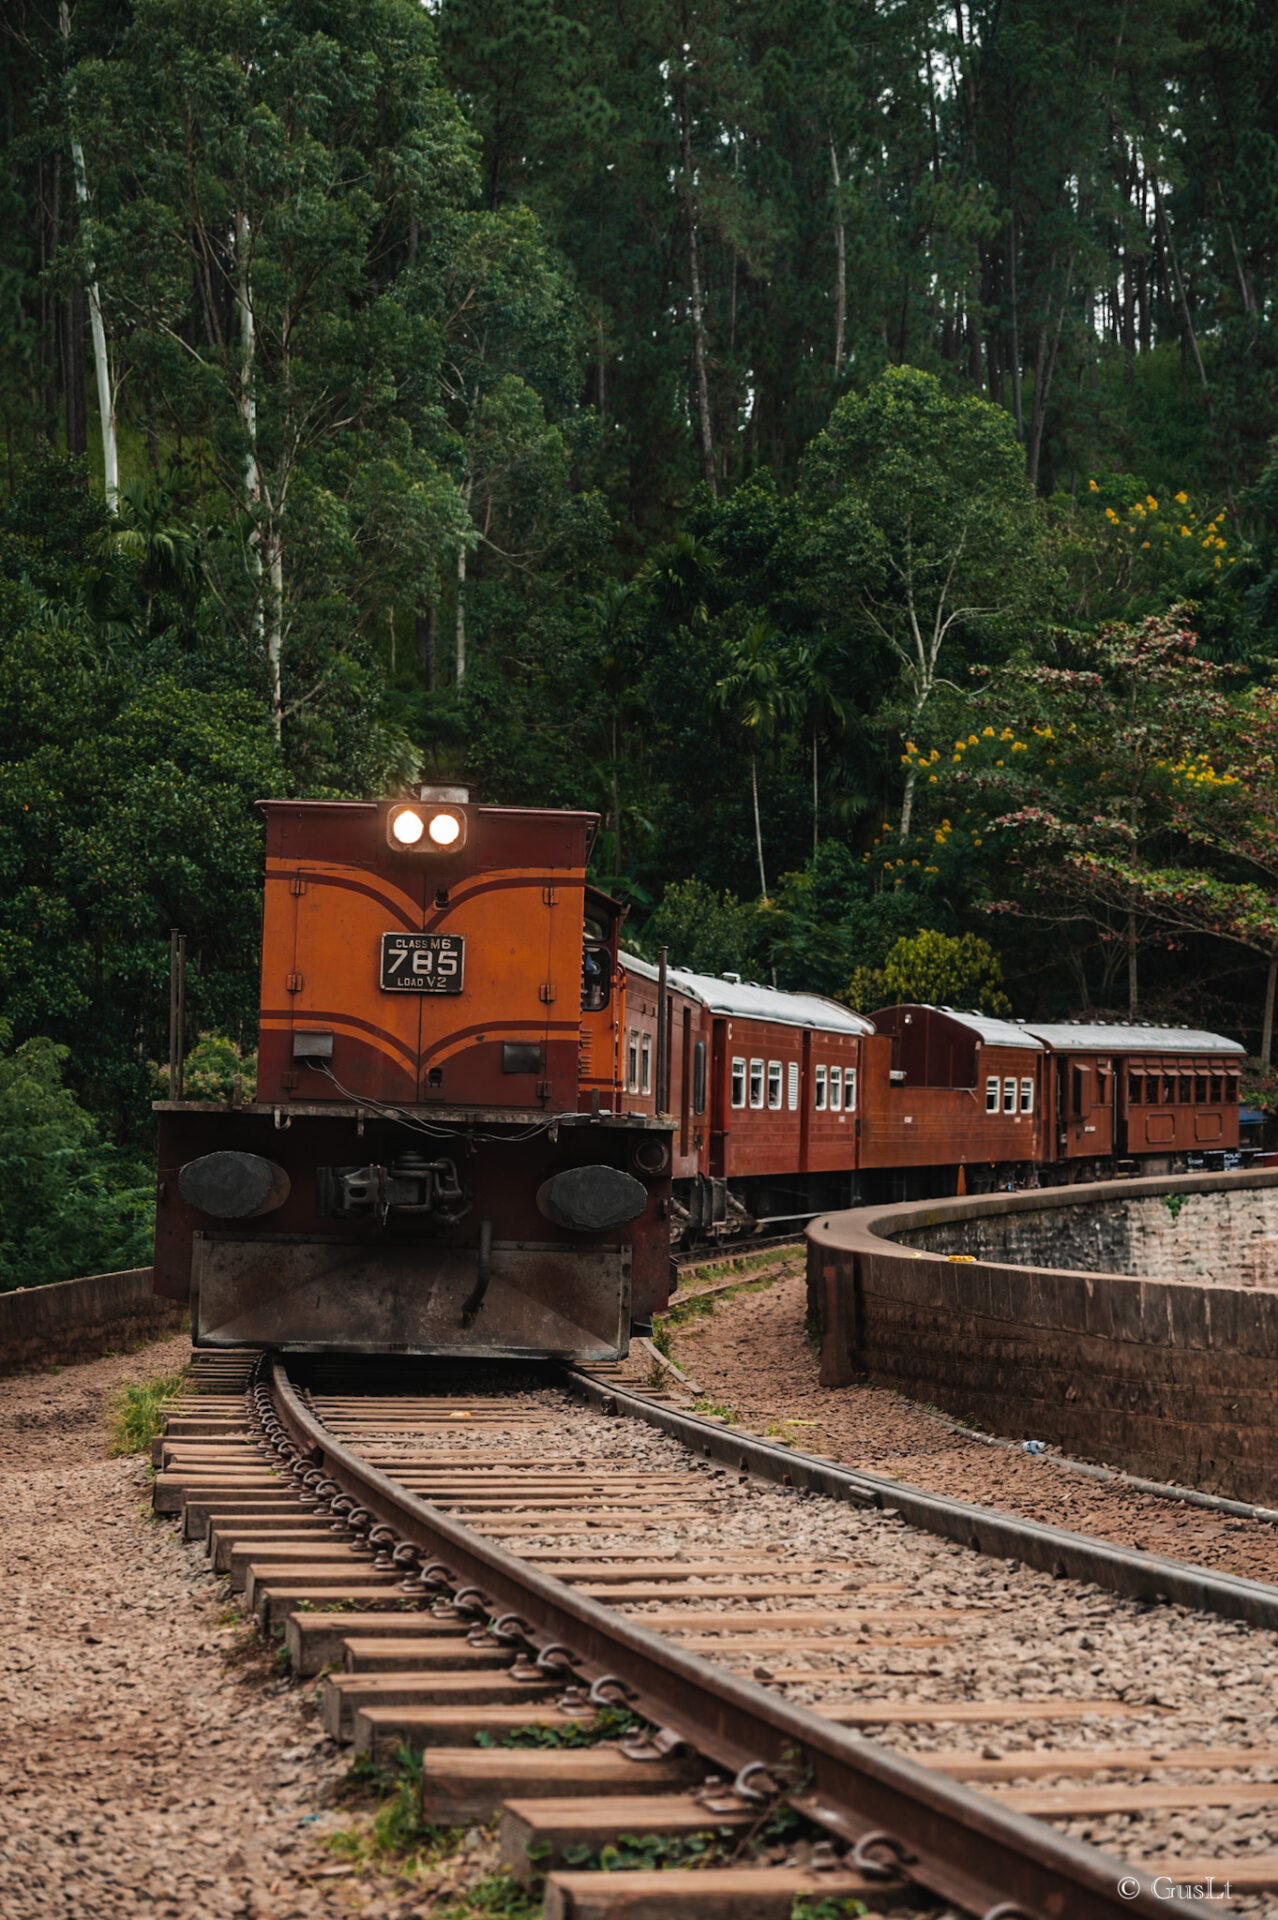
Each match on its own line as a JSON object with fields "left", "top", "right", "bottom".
{"left": 812, "top": 733, "right": 819, "bottom": 855}
{"left": 62, "top": 0, "right": 117, "bottom": 513}
{"left": 1262, "top": 954, "right": 1277, "bottom": 1069}
{"left": 751, "top": 753, "right": 767, "bottom": 898}
{"left": 264, "top": 524, "right": 284, "bottom": 737}
{"left": 455, "top": 539, "right": 467, "bottom": 685}
{"left": 828, "top": 134, "right": 846, "bottom": 374}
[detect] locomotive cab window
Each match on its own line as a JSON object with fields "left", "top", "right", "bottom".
{"left": 844, "top": 1067, "right": 857, "bottom": 1112}
{"left": 1020, "top": 1077, "right": 1034, "bottom": 1114}
{"left": 1002, "top": 1076, "right": 1016, "bottom": 1114}
{"left": 985, "top": 1075, "right": 1000, "bottom": 1113}
{"left": 815, "top": 1065, "right": 828, "bottom": 1110}
{"left": 626, "top": 1032, "right": 639, "bottom": 1094}
{"left": 1071, "top": 1067, "right": 1087, "bottom": 1117}
{"left": 731, "top": 1057, "right": 747, "bottom": 1108}
{"left": 767, "top": 1061, "right": 783, "bottom": 1109}
{"left": 749, "top": 1059, "right": 765, "bottom": 1108}
{"left": 581, "top": 942, "right": 611, "bottom": 1012}
{"left": 829, "top": 1065, "right": 843, "bottom": 1111}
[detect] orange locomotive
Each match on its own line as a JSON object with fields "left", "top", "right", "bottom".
{"left": 153, "top": 788, "right": 673, "bottom": 1360}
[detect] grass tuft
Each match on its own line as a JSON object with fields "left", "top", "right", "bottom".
{"left": 108, "top": 1368, "right": 186, "bottom": 1455}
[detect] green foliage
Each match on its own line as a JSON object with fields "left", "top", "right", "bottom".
{"left": 790, "top": 1899, "right": 868, "bottom": 1920}
{"left": 109, "top": 1369, "right": 186, "bottom": 1454}
{"left": 477, "top": 1707, "right": 640, "bottom": 1750}
{"left": 0, "top": 1024, "right": 153, "bottom": 1291}
{"left": 155, "top": 1034, "right": 256, "bottom": 1105}
{"left": 847, "top": 930, "right": 1012, "bottom": 1016}
{"left": 642, "top": 879, "right": 765, "bottom": 978}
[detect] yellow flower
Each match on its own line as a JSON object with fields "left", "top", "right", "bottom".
{"left": 1203, "top": 536, "right": 1213, "bottom": 547}
{"left": 1132, "top": 502, "right": 1146, "bottom": 517}
{"left": 995, "top": 758, "right": 1004, "bottom": 766}
{"left": 1146, "top": 495, "right": 1157, "bottom": 510}
{"left": 1012, "top": 741, "right": 1027, "bottom": 752}
{"left": 1180, "top": 526, "right": 1191, "bottom": 537}
{"left": 952, "top": 753, "right": 962, "bottom": 762}
{"left": 1105, "top": 507, "right": 1119, "bottom": 523}
{"left": 968, "top": 734, "right": 979, "bottom": 745}
{"left": 982, "top": 726, "right": 995, "bottom": 737}
{"left": 929, "top": 774, "right": 938, "bottom": 783}
{"left": 1089, "top": 479, "right": 1099, "bottom": 492}
{"left": 1175, "top": 491, "right": 1188, "bottom": 505}
{"left": 1141, "top": 541, "right": 1150, "bottom": 549}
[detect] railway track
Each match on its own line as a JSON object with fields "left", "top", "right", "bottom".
{"left": 153, "top": 1351, "right": 1278, "bottom": 1919}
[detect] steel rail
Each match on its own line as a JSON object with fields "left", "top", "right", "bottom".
{"left": 565, "top": 1367, "right": 1278, "bottom": 1633}
{"left": 262, "top": 1357, "right": 1189, "bottom": 1920}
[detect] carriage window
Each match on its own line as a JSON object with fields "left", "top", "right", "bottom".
{"left": 1178, "top": 1075, "right": 1191, "bottom": 1104}
{"left": 1097, "top": 1067, "right": 1111, "bottom": 1107}
{"left": 1211, "top": 1075, "right": 1224, "bottom": 1104}
{"left": 749, "top": 1059, "right": 765, "bottom": 1108}
{"left": 1162, "top": 1075, "right": 1175, "bottom": 1104}
{"left": 787, "top": 1060, "right": 799, "bottom": 1110}
{"left": 693, "top": 1041, "right": 708, "bottom": 1115}
{"left": 1147, "top": 1076, "right": 1159, "bottom": 1103}
{"left": 815, "top": 1065, "right": 828, "bottom": 1110}
{"left": 1195, "top": 1075, "right": 1207, "bottom": 1104}
{"left": 1002, "top": 1076, "right": 1016, "bottom": 1113}
{"left": 1228, "top": 1074, "right": 1240, "bottom": 1103}
{"left": 626, "top": 1032, "right": 639, "bottom": 1093}
{"left": 1020, "top": 1077, "right": 1034, "bottom": 1114}
{"left": 730, "top": 1057, "right": 746, "bottom": 1108}
{"left": 1071, "top": 1068, "right": 1086, "bottom": 1117}
{"left": 844, "top": 1068, "right": 857, "bottom": 1112}
{"left": 985, "top": 1075, "right": 1000, "bottom": 1113}
{"left": 640, "top": 1034, "right": 652, "bottom": 1096}
{"left": 767, "top": 1061, "right": 783, "bottom": 1109}
{"left": 830, "top": 1065, "right": 843, "bottom": 1111}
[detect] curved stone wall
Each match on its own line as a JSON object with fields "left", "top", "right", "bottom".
{"left": 807, "top": 1169, "right": 1278, "bottom": 1506}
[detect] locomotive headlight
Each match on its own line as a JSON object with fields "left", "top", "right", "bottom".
{"left": 385, "top": 798, "right": 468, "bottom": 853}
{"left": 389, "top": 806, "right": 426, "bottom": 846}
{"left": 427, "top": 810, "right": 462, "bottom": 847}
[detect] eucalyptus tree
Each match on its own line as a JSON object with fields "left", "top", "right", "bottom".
{"left": 73, "top": 0, "right": 476, "bottom": 746}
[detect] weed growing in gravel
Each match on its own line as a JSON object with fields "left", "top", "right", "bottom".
{"left": 432, "top": 1876, "right": 539, "bottom": 1918}
{"left": 791, "top": 1898, "right": 868, "bottom": 1919}
{"left": 108, "top": 1368, "right": 186, "bottom": 1454}
{"left": 476, "top": 1707, "right": 642, "bottom": 1750}
{"left": 689, "top": 1399, "right": 737, "bottom": 1423}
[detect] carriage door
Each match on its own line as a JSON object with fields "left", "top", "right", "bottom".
{"left": 1091, "top": 1057, "right": 1115, "bottom": 1156}
{"left": 708, "top": 1018, "right": 729, "bottom": 1177}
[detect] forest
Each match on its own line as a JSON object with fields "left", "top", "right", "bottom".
{"left": 2, "top": 0, "right": 1278, "bottom": 1284}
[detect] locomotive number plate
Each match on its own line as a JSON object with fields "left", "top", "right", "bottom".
{"left": 380, "top": 932, "right": 465, "bottom": 993}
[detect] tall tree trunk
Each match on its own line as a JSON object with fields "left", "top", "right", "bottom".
{"left": 828, "top": 134, "right": 846, "bottom": 375}
{"left": 1262, "top": 954, "right": 1277, "bottom": 1069}
{"left": 751, "top": 753, "right": 767, "bottom": 898}
{"left": 62, "top": 4, "right": 117, "bottom": 510}
{"left": 455, "top": 541, "right": 467, "bottom": 684}
{"left": 264, "top": 524, "right": 284, "bottom": 737}
{"left": 899, "top": 759, "right": 918, "bottom": 840}
{"left": 1007, "top": 216, "right": 1023, "bottom": 437}
{"left": 611, "top": 717, "right": 622, "bottom": 876}
{"left": 1153, "top": 180, "right": 1210, "bottom": 410}
{"left": 1026, "top": 252, "right": 1073, "bottom": 487}
{"left": 415, "top": 603, "right": 437, "bottom": 692}
{"left": 812, "top": 733, "right": 819, "bottom": 856}
{"left": 678, "top": 88, "right": 716, "bottom": 493}
{"left": 1127, "top": 909, "right": 1138, "bottom": 1017}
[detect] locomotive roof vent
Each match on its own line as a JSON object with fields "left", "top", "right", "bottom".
{"left": 721, "top": 971, "right": 742, "bottom": 983}
{"left": 419, "top": 782, "right": 470, "bottom": 804}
